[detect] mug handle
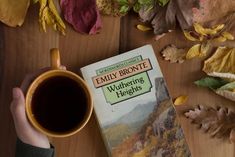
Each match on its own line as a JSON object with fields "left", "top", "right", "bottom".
{"left": 50, "top": 48, "right": 61, "bottom": 70}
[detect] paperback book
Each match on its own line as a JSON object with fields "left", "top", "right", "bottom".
{"left": 81, "top": 45, "right": 191, "bottom": 157}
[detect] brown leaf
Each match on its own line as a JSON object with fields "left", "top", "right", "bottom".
{"left": 0, "top": 0, "right": 30, "bottom": 27}
{"left": 185, "top": 105, "right": 235, "bottom": 141}
{"left": 161, "top": 45, "right": 187, "bottom": 63}
{"left": 193, "top": 0, "right": 235, "bottom": 24}
{"left": 139, "top": 0, "right": 199, "bottom": 35}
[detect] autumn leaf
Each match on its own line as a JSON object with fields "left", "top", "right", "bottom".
{"left": 185, "top": 105, "right": 235, "bottom": 142}
{"left": 139, "top": 0, "right": 199, "bottom": 35}
{"left": 194, "top": 77, "right": 235, "bottom": 102}
{"left": 216, "top": 89, "right": 235, "bottom": 102}
{"left": 158, "top": 0, "right": 170, "bottom": 7}
{"left": 222, "top": 32, "right": 234, "bottom": 40}
{"left": 136, "top": 24, "right": 152, "bottom": 31}
{"left": 174, "top": 95, "right": 188, "bottom": 106}
{"left": 203, "top": 47, "right": 235, "bottom": 80}
{"left": 194, "top": 23, "right": 218, "bottom": 36}
{"left": 38, "top": 0, "right": 66, "bottom": 34}
{"left": 183, "top": 31, "right": 201, "bottom": 41}
{"left": 161, "top": 45, "right": 187, "bottom": 63}
{"left": 61, "top": 0, "right": 102, "bottom": 34}
{"left": 186, "top": 44, "right": 201, "bottom": 59}
{"left": 96, "top": 0, "right": 121, "bottom": 16}
{"left": 0, "top": 0, "right": 30, "bottom": 27}
{"left": 194, "top": 77, "right": 228, "bottom": 90}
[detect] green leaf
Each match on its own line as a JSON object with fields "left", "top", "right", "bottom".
{"left": 32, "top": 0, "right": 39, "bottom": 4}
{"left": 194, "top": 77, "right": 229, "bottom": 90}
{"left": 219, "top": 81, "right": 235, "bottom": 90}
{"left": 138, "top": 0, "right": 152, "bottom": 5}
{"left": 133, "top": 3, "right": 141, "bottom": 12}
{"left": 158, "top": 0, "right": 170, "bottom": 7}
{"left": 118, "top": 0, "right": 129, "bottom": 5}
{"left": 119, "top": 5, "right": 129, "bottom": 14}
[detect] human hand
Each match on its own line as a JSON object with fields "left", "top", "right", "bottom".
{"left": 10, "top": 66, "right": 66, "bottom": 148}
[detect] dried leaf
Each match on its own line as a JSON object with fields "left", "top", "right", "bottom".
{"left": 219, "top": 82, "right": 235, "bottom": 91}
{"left": 139, "top": 0, "right": 199, "bottom": 35}
{"left": 186, "top": 44, "right": 201, "bottom": 59}
{"left": 194, "top": 23, "right": 217, "bottom": 36}
{"left": 39, "top": 0, "right": 66, "bottom": 34}
{"left": 203, "top": 47, "right": 235, "bottom": 80}
{"left": 183, "top": 31, "right": 200, "bottom": 41}
{"left": 222, "top": 32, "right": 234, "bottom": 40}
{"left": 161, "top": 45, "right": 187, "bottom": 63}
{"left": 212, "top": 24, "right": 225, "bottom": 32}
{"left": 200, "top": 42, "right": 211, "bottom": 57}
{"left": 216, "top": 89, "right": 235, "bottom": 102}
{"left": 96, "top": 0, "right": 120, "bottom": 16}
{"left": 61, "top": 0, "right": 102, "bottom": 34}
{"left": 194, "top": 77, "right": 228, "bottom": 90}
{"left": 185, "top": 105, "right": 235, "bottom": 141}
{"left": 136, "top": 24, "right": 152, "bottom": 31}
{"left": 174, "top": 95, "right": 188, "bottom": 106}
{"left": 0, "top": 0, "right": 30, "bottom": 27}
{"left": 158, "top": 0, "right": 170, "bottom": 7}
{"left": 213, "top": 36, "right": 227, "bottom": 42}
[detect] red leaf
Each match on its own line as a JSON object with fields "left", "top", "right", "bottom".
{"left": 60, "top": 0, "right": 102, "bottom": 34}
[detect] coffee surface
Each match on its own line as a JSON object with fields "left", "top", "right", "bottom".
{"left": 32, "top": 76, "right": 87, "bottom": 133}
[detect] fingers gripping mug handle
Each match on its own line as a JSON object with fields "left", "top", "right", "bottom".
{"left": 50, "top": 48, "right": 61, "bottom": 70}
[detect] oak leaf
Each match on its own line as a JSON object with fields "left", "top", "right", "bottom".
{"left": 161, "top": 45, "right": 187, "bottom": 63}
{"left": 185, "top": 105, "right": 235, "bottom": 142}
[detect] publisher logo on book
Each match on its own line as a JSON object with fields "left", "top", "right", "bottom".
{"left": 92, "top": 56, "right": 153, "bottom": 105}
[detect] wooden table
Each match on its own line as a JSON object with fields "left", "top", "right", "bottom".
{"left": 1, "top": 5, "right": 235, "bottom": 157}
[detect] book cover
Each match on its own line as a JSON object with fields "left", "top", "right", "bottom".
{"left": 81, "top": 45, "right": 191, "bottom": 157}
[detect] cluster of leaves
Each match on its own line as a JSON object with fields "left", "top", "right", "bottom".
{"left": 117, "top": 0, "right": 169, "bottom": 14}
{"left": 195, "top": 46, "right": 235, "bottom": 102}
{"left": 184, "top": 23, "right": 234, "bottom": 59}
{"left": 161, "top": 23, "right": 235, "bottom": 64}
{"left": 35, "top": 0, "right": 66, "bottom": 35}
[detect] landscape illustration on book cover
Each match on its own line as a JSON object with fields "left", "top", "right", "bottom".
{"left": 81, "top": 45, "right": 191, "bottom": 157}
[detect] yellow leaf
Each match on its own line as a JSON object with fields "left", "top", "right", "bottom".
{"left": 233, "top": 89, "right": 235, "bottom": 93}
{"left": 194, "top": 23, "right": 217, "bottom": 36}
{"left": 183, "top": 31, "right": 200, "bottom": 41}
{"left": 136, "top": 24, "right": 152, "bottom": 31}
{"left": 203, "top": 47, "right": 235, "bottom": 80}
{"left": 212, "top": 24, "right": 225, "bottom": 32}
{"left": 0, "top": 0, "right": 30, "bottom": 27}
{"left": 39, "top": 0, "right": 66, "bottom": 35}
{"left": 174, "top": 95, "right": 188, "bottom": 106}
{"left": 222, "top": 32, "right": 234, "bottom": 40}
{"left": 213, "top": 36, "right": 227, "bottom": 42}
{"left": 199, "top": 42, "right": 211, "bottom": 57}
{"left": 186, "top": 44, "right": 201, "bottom": 59}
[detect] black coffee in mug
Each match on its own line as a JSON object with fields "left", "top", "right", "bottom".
{"left": 31, "top": 76, "right": 88, "bottom": 133}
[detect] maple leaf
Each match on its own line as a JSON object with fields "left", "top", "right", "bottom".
{"left": 185, "top": 105, "right": 235, "bottom": 142}
{"left": 161, "top": 45, "right": 187, "bottom": 63}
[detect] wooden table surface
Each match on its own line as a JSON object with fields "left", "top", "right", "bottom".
{"left": 1, "top": 5, "right": 235, "bottom": 157}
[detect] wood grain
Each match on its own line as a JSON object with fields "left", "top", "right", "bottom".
{"left": 0, "top": 5, "right": 235, "bottom": 157}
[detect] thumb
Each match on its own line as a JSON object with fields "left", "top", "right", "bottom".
{"left": 10, "top": 88, "right": 28, "bottom": 126}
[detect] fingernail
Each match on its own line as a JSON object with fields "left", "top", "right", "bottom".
{"left": 12, "top": 88, "right": 20, "bottom": 99}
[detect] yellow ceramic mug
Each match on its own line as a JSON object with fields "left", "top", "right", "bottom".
{"left": 25, "top": 48, "right": 93, "bottom": 137}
